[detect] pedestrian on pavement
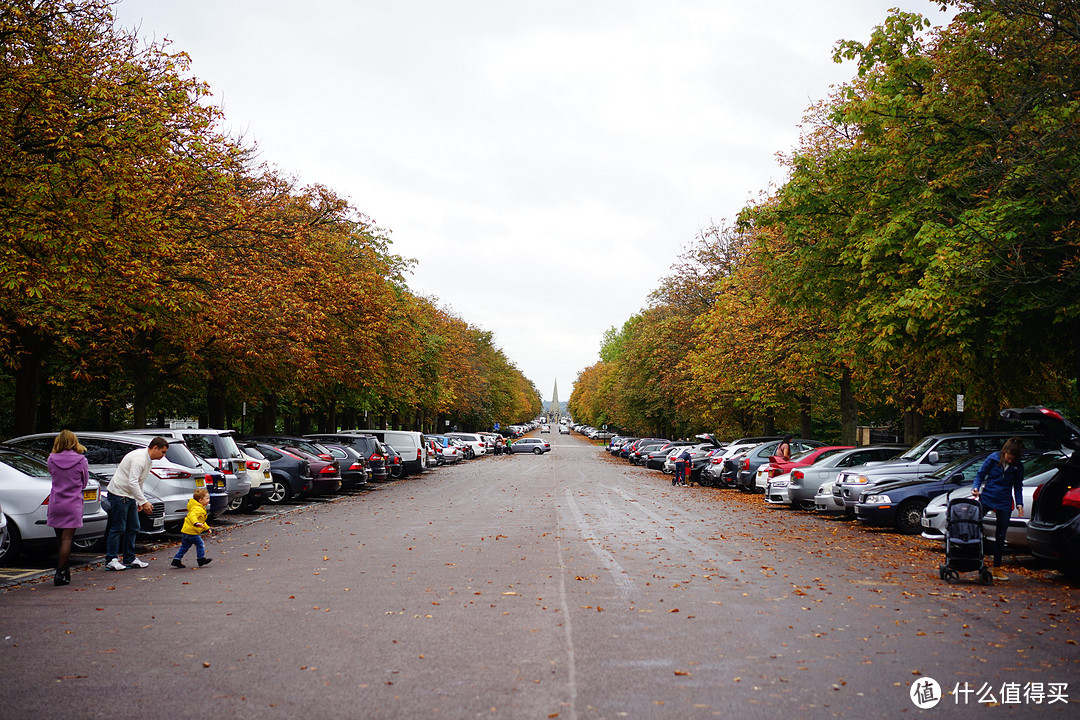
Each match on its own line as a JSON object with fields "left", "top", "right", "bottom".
{"left": 104, "top": 437, "right": 168, "bottom": 571}
{"left": 46, "top": 430, "right": 90, "bottom": 586}
{"left": 972, "top": 437, "right": 1025, "bottom": 581}
{"left": 171, "top": 488, "right": 213, "bottom": 568}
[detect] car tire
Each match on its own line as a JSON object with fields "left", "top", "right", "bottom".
{"left": 266, "top": 478, "right": 291, "bottom": 505}
{"left": 0, "top": 521, "right": 21, "bottom": 566}
{"left": 72, "top": 534, "right": 105, "bottom": 553}
{"left": 533, "top": 447, "right": 543, "bottom": 455}
{"left": 895, "top": 499, "right": 927, "bottom": 535}
{"left": 226, "top": 495, "right": 245, "bottom": 513}
{"left": 391, "top": 464, "right": 404, "bottom": 479}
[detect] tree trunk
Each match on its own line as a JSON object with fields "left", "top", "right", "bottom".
{"left": 207, "top": 382, "right": 226, "bottom": 429}
{"left": 799, "top": 395, "right": 812, "bottom": 439}
{"left": 11, "top": 327, "right": 48, "bottom": 435}
{"left": 840, "top": 367, "right": 858, "bottom": 446}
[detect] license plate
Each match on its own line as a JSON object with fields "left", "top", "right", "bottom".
{"left": 153, "top": 517, "right": 164, "bottom": 528}
{"left": 196, "top": 477, "right": 206, "bottom": 487}
{"left": 921, "top": 517, "right": 931, "bottom": 528}
{"left": 83, "top": 489, "right": 97, "bottom": 501}
{"left": 263, "top": 470, "right": 271, "bottom": 479}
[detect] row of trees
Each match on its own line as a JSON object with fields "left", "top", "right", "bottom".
{"left": 569, "top": 0, "right": 1080, "bottom": 444}
{"left": 0, "top": 0, "right": 541, "bottom": 437}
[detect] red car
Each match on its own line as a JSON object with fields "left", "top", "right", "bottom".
{"left": 755, "top": 445, "right": 854, "bottom": 490}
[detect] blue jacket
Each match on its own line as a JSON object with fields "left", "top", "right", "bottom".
{"left": 973, "top": 452, "right": 1024, "bottom": 511}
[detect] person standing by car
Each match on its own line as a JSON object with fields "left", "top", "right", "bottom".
{"left": 673, "top": 448, "right": 691, "bottom": 487}
{"left": 777, "top": 435, "right": 793, "bottom": 461}
{"left": 104, "top": 437, "right": 168, "bottom": 571}
{"left": 972, "top": 437, "right": 1025, "bottom": 581}
{"left": 46, "top": 430, "right": 90, "bottom": 586}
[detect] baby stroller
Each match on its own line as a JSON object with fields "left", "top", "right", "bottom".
{"left": 939, "top": 496, "right": 993, "bottom": 585}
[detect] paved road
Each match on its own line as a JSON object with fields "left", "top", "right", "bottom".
{"left": 1, "top": 432, "right": 1076, "bottom": 718}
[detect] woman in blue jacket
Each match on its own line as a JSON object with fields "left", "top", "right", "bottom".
{"left": 972, "top": 437, "right": 1025, "bottom": 580}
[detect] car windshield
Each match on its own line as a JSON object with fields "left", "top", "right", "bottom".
{"left": 896, "top": 437, "right": 935, "bottom": 461}
{"left": 928, "top": 453, "right": 984, "bottom": 479}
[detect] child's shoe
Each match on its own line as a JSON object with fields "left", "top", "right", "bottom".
{"left": 171, "top": 558, "right": 185, "bottom": 568}
{"left": 197, "top": 557, "right": 212, "bottom": 567}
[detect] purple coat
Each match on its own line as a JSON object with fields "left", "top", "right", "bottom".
{"left": 47, "top": 450, "right": 90, "bottom": 529}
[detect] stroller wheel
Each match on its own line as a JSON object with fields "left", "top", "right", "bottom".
{"left": 944, "top": 569, "right": 960, "bottom": 584}
{"left": 979, "top": 570, "right": 993, "bottom": 586}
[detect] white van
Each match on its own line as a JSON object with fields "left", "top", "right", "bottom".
{"left": 346, "top": 429, "right": 428, "bottom": 474}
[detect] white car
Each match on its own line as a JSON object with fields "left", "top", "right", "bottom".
{"left": 559, "top": 425, "right": 570, "bottom": 434}
{"left": 764, "top": 473, "right": 793, "bottom": 505}
{"left": 541, "top": 425, "right": 550, "bottom": 433}
{"left": 814, "top": 479, "right": 847, "bottom": 514}
{"left": 445, "top": 433, "right": 488, "bottom": 457}
{"left": 0, "top": 446, "right": 108, "bottom": 565}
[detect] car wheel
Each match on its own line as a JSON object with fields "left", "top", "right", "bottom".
{"left": 72, "top": 535, "right": 105, "bottom": 553}
{"left": 226, "top": 495, "right": 245, "bottom": 513}
{"left": 895, "top": 499, "right": 927, "bottom": 535}
{"left": 266, "top": 479, "right": 291, "bottom": 505}
{"left": 0, "top": 521, "right": 21, "bottom": 566}
{"left": 391, "top": 464, "right": 404, "bottom": 479}
{"left": 533, "top": 447, "right": 543, "bottom": 455}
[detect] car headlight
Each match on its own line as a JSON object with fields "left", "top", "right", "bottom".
{"left": 864, "top": 494, "right": 892, "bottom": 504}
{"left": 851, "top": 475, "right": 870, "bottom": 484}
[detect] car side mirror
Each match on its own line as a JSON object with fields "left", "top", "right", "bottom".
{"left": 949, "top": 473, "right": 964, "bottom": 484}
{"left": 927, "top": 450, "right": 940, "bottom": 464}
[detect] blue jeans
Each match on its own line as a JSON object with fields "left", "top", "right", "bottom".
{"left": 675, "top": 462, "right": 687, "bottom": 483}
{"left": 105, "top": 496, "right": 139, "bottom": 564}
{"left": 174, "top": 533, "right": 205, "bottom": 560}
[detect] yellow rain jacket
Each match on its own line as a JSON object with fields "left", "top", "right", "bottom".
{"left": 180, "top": 498, "right": 209, "bottom": 536}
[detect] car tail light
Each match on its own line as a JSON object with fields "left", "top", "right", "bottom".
{"left": 319, "top": 464, "right": 337, "bottom": 475}
{"left": 319, "top": 454, "right": 333, "bottom": 461}
{"left": 416, "top": 448, "right": 422, "bottom": 458}
{"left": 369, "top": 453, "right": 382, "bottom": 462}
{"left": 348, "top": 462, "right": 363, "bottom": 471}
{"left": 151, "top": 468, "right": 193, "bottom": 480}
{"left": 1040, "top": 407, "right": 1064, "bottom": 420}
{"left": 792, "top": 470, "right": 804, "bottom": 480}
{"left": 741, "top": 458, "right": 749, "bottom": 470}
{"left": 246, "top": 460, "right": 261, "bottom": 471}
{"left": 42, "top": 494, "right": 50, "bottom": 505}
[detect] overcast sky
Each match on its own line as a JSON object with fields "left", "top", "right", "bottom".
{"left": 113, "top": 0, "right": 953, "bottom": 403}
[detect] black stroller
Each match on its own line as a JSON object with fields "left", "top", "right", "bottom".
{"left": 939, "top": 496, "right": 993, "bottom": 585}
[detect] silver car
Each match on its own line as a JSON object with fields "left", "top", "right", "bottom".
{"left": 5, "top": 431, "right": 212, "bottom": 530}
{"left": 0, "top": 445, "right": 107, "bottom": 564}
{"left": 921, "top": 453, "right": 1062, "bottom": 550}
{"left": 786, "top": 445, "right": 905, "bottom": 510}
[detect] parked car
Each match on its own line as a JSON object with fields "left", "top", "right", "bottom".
{"left": 305, "top": 433, "right": 388, "bottom": 481}
{"left": 998, "top": 406, "right": 1080, "bottom": 579}
{"left": 559, "top": 424, "right": 570, "bottom": 434}
{"left": 240, "top": 442, "right": 314, "bottom": 504}
{"left": 755, "top": 445, "right": 853, "bottom": 492}
{"left": 335, "top": 429, "right": 428, "bottom": 474}
{"left": 735, "top": 439, "right": 824, "bottom": 492}
{"left": 445, "top": 432, "right": 489, "bottom": 458}
{"left": 541, "top": 425, "right": 550, "bottom": 433}
{"left": 854, "top": 452, "right": 995, "bottom": 534}
{"left": 921, "top": 451, "right": 1064, "bottom": 547}
{"left": 429, "top": 436, "right": 463, "bottom": 465}
{"left": 125, "top": 428, "right": 252, "bottom": 507}
{"left": 321, "top": 444, "right": 371, "bottom": 489}
{"left": 382, "top": 443, "right": 406, "bottom": 479}
{"left": 5, "top": 431, "right": 227, "bottom": 529}
{"left": 510, "top": 438, "right": 551, "bottom": 454}
{"left": 0, "top": 444, "right": 108, "bottom": 564}
{"left": 785, "top": 445, "right": 906, "bottom": 510}
{"left": 815, "top": 479, "right": 847, "bottom": 515}
{"left": 834, "top": 430, "right": 1056, "bottom": 511}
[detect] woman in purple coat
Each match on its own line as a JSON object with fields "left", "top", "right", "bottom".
{"left": 47, "top": 430, "right": 89, "bottom": 586}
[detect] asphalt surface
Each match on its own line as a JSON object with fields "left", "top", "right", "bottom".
{"left": 1, "top": 432, "right": 1077, "bottom": 719}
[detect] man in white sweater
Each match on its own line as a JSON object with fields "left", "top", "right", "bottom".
{"left": 104, "top": 437, "right": 169, "bottom": 571}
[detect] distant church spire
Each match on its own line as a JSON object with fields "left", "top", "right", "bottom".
{"left": 550, "top": 379, "right": 560, "bottom": 424}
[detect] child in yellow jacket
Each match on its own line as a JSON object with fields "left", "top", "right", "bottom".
{"left": 171, "top": 488, "right": 213, "bottom": 568}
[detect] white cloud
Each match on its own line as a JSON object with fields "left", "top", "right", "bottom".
{"left": 116, "top": 0, "right": 953, "bottom": 400}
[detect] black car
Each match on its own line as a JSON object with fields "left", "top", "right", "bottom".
{"left": 855, "top": 452, "right": 994, "bottom": 534}
{"left": 241, "top": 442, "right": 314, "bottom": 505}
{"left": 1002, "top": 406, "right": 1080, "bottom": 580}
{"left": 381, "top": 443, "right": 405, "bottom": 479}
{"left": 305, "top": 433, "right": 389, "bottom": 482}
{"left": 322, "top": 444, "right": 371, "bottom": 489}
